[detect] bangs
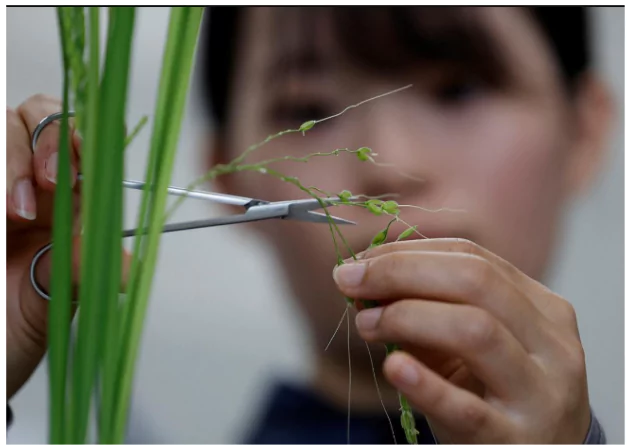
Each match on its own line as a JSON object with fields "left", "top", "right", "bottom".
{"left": 269, "top": 7, "right": 509, "bottom": 87}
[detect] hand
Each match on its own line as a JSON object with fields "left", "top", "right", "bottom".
{"left": 333, "top": 238, "right": 591, "bottom": 444}
{"left": 6, "top": 94, "right": 81, "bottom": 400}
{"left": 6, "top": 95, "right": 130, "bottom": 400}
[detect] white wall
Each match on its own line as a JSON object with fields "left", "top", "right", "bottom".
{"left": 6, "top": 7, "right": 624, "bottom": 444}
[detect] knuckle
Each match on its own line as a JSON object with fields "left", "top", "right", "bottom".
{"left": 379, "top": 301, "right": 413, "bottom": 338}
{"left": 460, "top": 308, "right": 499, "bottom": 352}
{"left": 19, "top": 93, "right": 58, "bottom": 112}
{"left": 558, "top": 297, "right": 579, "bottom": 326}
{"left": 373, "top": 253, "right": 404, "bottom": 289}
{"left": 457, "top": 255, "right": 494, "bottom": 300}
{"left": 452, "top": 237, "right": 480, "bottom": 255}
{"left": 562, "top": 341, "right": 587, "bottom": 382}
{"left": 6, "top": 106, "right": 18, "bottom": 122}
{"left": 6, "top": 108, "right": 22, "bottom": 138}
{"left": 458, "top": 402, "right": 489, "bottom": 431}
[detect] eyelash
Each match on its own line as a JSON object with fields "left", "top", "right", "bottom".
{"left": 430, "top": 77, "right": 484, "bottom": 105}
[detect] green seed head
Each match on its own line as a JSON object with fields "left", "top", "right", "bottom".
{"left": 366, "top": 201, "right": 383, "bottom": 215}
{"left": 397, "top": 225, "right": 417, "bottom": 241}
{"left": 338, "top": 190, "right": 352, "bottom": 203}
{"left": 401, "top": 410, "right": 416, "bottom": 431}
{"left": 370, "top": 229, "right": 388, "bottom": 247}
{"left": 299, "top": 120, "right": 316, "bottom": 134}
{"left": 382, "top": 200, "right": 399, "bottom": 214}
{"left": 356, "top": 146, "right": 373, "bottom": 162}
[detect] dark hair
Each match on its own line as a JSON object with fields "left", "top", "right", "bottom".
{"left": 198, "top": 6, "right": 589, "bottom": 128}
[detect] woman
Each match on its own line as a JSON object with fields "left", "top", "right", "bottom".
{"left": 7, "top": 6, "right": 613, "bottom": 443}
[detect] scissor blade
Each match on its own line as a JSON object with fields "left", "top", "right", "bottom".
{"left": 121, "top": 179, "right": 257, "bottom": 207}
{"left": 79, "top": 175, "right": 258, "bottom": 207}
{"left": 278, "top": 196, "right": 359, "bottom": 225}
{"left": 301, "top": 210, "right": 357, "bottom": 225}
{"left": 285, "top": 195, "right": 360, "bottom": 213}
{"left": 238, "top": 198, "right": 356, "bottom": 225}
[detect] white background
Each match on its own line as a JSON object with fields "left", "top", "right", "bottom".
{"left": 7, "top": 7, "right": 624, "bottom": 443}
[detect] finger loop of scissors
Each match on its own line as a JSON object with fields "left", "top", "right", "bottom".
{"left": 30, "top": 243, "right": 54, "bottom": 302}
{"left": 31, "top": 111, "right": 76, "bottom": 153}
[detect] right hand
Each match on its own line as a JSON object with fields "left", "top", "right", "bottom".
{"left": 7, "top": 94, "right": 81, "bottom": 400}
{"left": 6, "top": 94, "right": 130, "bottom": 400}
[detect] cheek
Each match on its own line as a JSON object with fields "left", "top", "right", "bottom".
{"left": 453, "top": 105, "right": 568, "bottom": 277}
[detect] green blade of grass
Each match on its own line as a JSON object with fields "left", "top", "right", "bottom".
{"left": 111, "top": 7, "right": 204, "bottom": 442}
{"left": 48, "top": 9, "right": 75, "bottom": 444}
{"left": 96, "top": 10, "right": 134, "bottom": 441}
{"left": 120, "top": 6, "right": 187, "bottom": 339}
{"left": 69, "top": 7, "right": 135, "bottom": 443}
{"left": 98, "top": 9, "right": 135, "bottom": 431}
{"left": 113, "top": 8, "right": 190, "bottom": 430}
{"left": 124, "top": 115, "right": 148, "bottom": 149}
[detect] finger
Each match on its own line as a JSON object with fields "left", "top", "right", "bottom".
{"left": 34, "top": 241, "right": 132, "bottom": 298}
{"left": 357, "top": 238, "right": 558, "bottom": 315}
{"left": 334, "top": 251, "right": 551, "bottom": 352}
{"left": 357, "top": 238, "right": 580, "bottom": 338}
{"left": 383, "top": 351, "right": 508, "bottom": 439}
{"left": 357, "top": 299, "right": 541, "bottom": 400}
{"left": 16, "top": 94, "right": 79, "bottom": 190}
{"left": 7, "top": 107, "right": 37, "bottom": 221}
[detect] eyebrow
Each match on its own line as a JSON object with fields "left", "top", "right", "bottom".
{"left": 264, "top": 50, "right": 331, "bottom": 88}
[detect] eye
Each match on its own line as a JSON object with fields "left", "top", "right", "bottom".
{"left": 431, "top": 77, "right": 484, "bottom": 105}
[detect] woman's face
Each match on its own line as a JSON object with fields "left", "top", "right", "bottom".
{"left": 212, "top": 7, "right": 606, "bottom": 356}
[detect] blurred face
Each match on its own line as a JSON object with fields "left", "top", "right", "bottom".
{"left": 212, "top": 7, "right": 607, "bottom": 363}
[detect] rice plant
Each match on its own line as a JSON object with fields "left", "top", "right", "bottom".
{"left": 48, "top": 6, "right": 432, "bottom": 443}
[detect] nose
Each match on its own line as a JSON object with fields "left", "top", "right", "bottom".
{"left": 351, "top": 97, "right": 433, "bottom": 202}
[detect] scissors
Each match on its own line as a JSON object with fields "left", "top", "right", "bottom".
{"left": 29, "top": 111, "right": 358, "bottom": 301}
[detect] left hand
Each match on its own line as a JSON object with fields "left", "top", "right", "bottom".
{"left": 333, "top": 238, "right": 591, "bottom": 444}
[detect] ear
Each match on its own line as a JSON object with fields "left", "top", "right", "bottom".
{"left": 565, "top": 73, "right": 614, "bottom": 197}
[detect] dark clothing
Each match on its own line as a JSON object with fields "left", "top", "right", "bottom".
{"left": 243, "top": 381, "right": 606, "bottom": 444}
{"left": 6, "top": 382, "right": 606, "bottom": 443}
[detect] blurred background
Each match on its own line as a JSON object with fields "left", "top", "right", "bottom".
{"left": 7, "top": 7, "right": 624, "bottom": 444}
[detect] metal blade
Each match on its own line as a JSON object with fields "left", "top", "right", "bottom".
{"left": 302, "top": 211, "right": 357, "bottom": 225}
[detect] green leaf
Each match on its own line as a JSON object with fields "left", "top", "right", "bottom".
{"left": 112, "top": 8, "right": 205, "bottom": 442}
{"left": 124, "top": 115, "right": 149, "bottom": 148}
{"left": 70, "top": 7, "right": 135, "bottom": 443}
{"left": 48, "top": 11, "right": 75, "bottom": 444}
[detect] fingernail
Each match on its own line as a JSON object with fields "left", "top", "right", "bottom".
{"left": 343, "top": 252, "right": 365, "bottom": 264}
{"left": 355, "top": 307, "right": 382, "bottom": 331}
{"left": 333, "top": 263, "right": 366, "bottom": 287}
{"left": 13, "top": 178, "right": 36, "bottom": 220}
{"left": 45, "top": 152, "right": 58, "bottom": 184}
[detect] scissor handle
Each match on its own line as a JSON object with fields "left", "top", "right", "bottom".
{"left": 31, "top": 111, "right": 76, "bottom": 153}
{"left": 29, "top": 243, "right": 55, "bottom": 301}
